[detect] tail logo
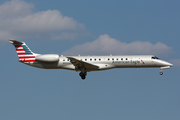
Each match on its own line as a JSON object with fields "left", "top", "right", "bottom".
{"left": 10, "top": 40, "right": 36, "bottom": 63}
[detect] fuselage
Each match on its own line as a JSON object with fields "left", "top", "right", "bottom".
{"left": 26, "top": 55, "right": 173, "bottom": 72}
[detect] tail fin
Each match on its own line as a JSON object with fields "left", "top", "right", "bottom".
{"left": 9, "top": 40, "right": 37, "bottom": 62}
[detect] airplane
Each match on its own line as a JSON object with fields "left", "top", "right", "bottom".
{"left": 9, "top": 40, "right": 173, "bottom": 80}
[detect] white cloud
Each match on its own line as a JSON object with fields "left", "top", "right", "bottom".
{"left": 51, "top": 32, "right": 79, "bottom": 40}
{"left": 62, "top": 34, "right": 172, "bottom": 56}
{"left": 0, "top": 0, "right": 33, "bottom": 19}
{"left": 170, "top": 59, "right": 180, "bottom": 67}
{"left": 0, "top": 0, "right": 85, "bottom": 41}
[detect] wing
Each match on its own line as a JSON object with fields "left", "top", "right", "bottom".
{"left": 67, "top": 57, "right": 99, "bottom": 70}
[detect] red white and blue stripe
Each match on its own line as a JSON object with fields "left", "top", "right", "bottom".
{"left": 13, "top": 42, "right": 36, "bottom": 63}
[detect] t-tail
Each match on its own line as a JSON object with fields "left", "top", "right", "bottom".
{"left": 9, "top": 40, "right": 38, "bottom": 62}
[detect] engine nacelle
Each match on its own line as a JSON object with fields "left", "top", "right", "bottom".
{"left": 35, "top": 54, "right": 59, "bottom": 62}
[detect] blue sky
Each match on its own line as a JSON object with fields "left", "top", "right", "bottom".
{"left": 0, "top": 0, "right": 180, "bottom": 120}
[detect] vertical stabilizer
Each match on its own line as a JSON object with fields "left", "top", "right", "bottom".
{"left": 9, "top": 40, "right": 36, "bottom": 62}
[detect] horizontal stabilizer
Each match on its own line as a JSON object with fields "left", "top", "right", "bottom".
{"left": 9, "top": 40, "right": 23, "bottom": 44}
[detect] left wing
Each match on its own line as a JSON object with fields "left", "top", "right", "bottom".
{"left": 67, "top": 57, "right": 99, "bottom": 70}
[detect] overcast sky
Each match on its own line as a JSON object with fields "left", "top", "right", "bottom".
{"left": 0, "top": 0, "right": 180, "bottom": 120}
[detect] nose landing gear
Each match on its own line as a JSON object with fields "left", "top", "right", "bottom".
{"left": 159, "top": 66, "right": 171, "bottom": 75}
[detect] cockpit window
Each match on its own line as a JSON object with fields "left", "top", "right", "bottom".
{"left": 152, "top": 56, "right": 160, "bottom": 59}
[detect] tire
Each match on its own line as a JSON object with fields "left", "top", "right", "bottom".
{"left": 81, "top": 75, "right": 86, "bottom": 80}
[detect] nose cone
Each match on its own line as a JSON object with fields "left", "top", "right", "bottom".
{"left": 165, "top": 61, "right": 173, "bottom": 67}
{"left": 169, "top": 62, "right": 173, "bottom": 67}
{"left": 158, "top": 60, "right": 173, "bottom": 67}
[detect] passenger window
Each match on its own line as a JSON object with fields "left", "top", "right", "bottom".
{"left": 108, "top": 58, "right": 110, "bottom": 61}
{"left": 85, "top": 59, "right": 87, "bottom": 61}
{"left": 90, "top": 59, "right": 92, "bottom": 61}
{"left": 116, "top": 58, "right": 118, "bottom": 60}
{"left": 126, "top": 58, "right": 128, "bottom": 60}
{"left": 94, "top": 59, "right": 96, "bottom": 61}
{"left": 99, "top": 59, "right": 101, "bottom": 61}
{"left": 112, "top": 58, "right": 114, "bottom": 60}
{"left": 63, "top": 59, "right": 65, "bottom": 61}
{"left": 121, "top": 58, "right": 123, "bottom": 60}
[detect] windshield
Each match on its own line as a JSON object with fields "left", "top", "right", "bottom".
{"left": 152, "top": 56, "right": 160, "bottom": 59}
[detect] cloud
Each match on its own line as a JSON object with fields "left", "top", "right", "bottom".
{"left": 170, "top": 59, "right": 180, "bottom": 67}
{"left": 62, "top": 34, "right": 172, "bottom": 56}
{"left": 0, "top": 0, "right": 85, "bottom": 41}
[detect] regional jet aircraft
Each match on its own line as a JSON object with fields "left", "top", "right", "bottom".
{"left": 9, "top": 40, "right": 173, "bottom": 79}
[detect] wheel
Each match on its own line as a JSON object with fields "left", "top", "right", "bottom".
{"left": 79, "top": 72, "right": 86, "bottom": 79}
{"left": 81, "top": 75, "right": 86, "bottom": 80}
{"left": 79, "top": 72, "right": 83, "bottom": 76}
{"left": 160, "top": 71, "right": 163, "bottom": 75}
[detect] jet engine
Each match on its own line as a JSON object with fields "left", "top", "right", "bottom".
{"left": 35, "top": 54, "right": 59, "bottom": 62}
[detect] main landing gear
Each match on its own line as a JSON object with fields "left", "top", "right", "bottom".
{"left": 79, "top": 67, "right": 87, "bottom": 80}
{"left": 79, "top": 72, "right": 87, "bottom": 80}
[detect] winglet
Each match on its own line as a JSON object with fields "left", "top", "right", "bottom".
{"left": 9, "top": 39, "right": 23, "bottom": 44}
